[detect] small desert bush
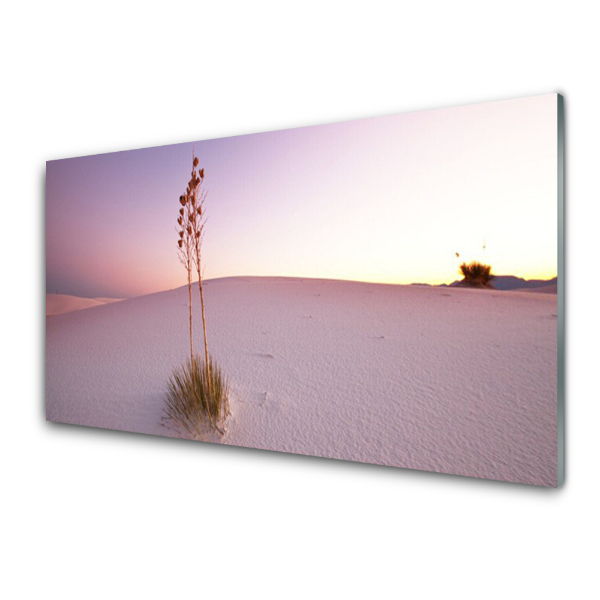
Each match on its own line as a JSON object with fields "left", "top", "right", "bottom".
{"left": 163, "top": 355, "right": 229, "bottom": 438}
{"left": 459, "top": 261, "right": 494, "bottom": 288}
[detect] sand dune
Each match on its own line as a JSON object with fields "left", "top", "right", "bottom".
{"left": 46, "top": 277, "right": 558, "bottom": 486}
{"left": 522, "top": 284, "right": 558, "bottom": 294}
{"left": 93, "top": 297, "right": 123, "bottom": 304}
{"left": 46, "top": 294, "right": 122, "bottom": 316}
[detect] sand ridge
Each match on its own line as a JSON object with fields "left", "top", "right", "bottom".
{"left": 46, "top": 294, "right": 122, "bottom": 316}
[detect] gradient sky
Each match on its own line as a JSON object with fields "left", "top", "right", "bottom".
{"left": 46, "top": 94, "right": 558, "bottom": 299}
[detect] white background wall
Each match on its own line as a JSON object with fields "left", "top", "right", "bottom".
{"left": 2, "top": 2, "right": 598, "bottom": 598}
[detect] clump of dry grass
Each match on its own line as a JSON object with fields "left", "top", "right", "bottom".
{"left": 163, "top": 355, "right": 229, "bottom": 439}
{"left": 459, "top": 261, "right": 494, "bottom": 288}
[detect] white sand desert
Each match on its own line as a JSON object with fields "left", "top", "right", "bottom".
{"left": 46, "top": 277, "right": 558, "bottom": 486}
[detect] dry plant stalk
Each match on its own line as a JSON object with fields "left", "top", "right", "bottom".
{"left": 176, "top": 184, "right": 195, "bottom": 362}
{"left": 186, "top": 155, "right": 211, "bottom": 396}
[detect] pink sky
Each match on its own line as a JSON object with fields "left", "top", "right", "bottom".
{"left": 46, "top": 94, "right": 558, "bottom": 298}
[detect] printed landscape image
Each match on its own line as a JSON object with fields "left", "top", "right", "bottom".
{"left": 46, "top": 94, "right": 560, "bottom": 486}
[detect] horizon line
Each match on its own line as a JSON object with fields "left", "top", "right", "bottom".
{"left": 46, "top": 272, "right": 559, "bottom": 301}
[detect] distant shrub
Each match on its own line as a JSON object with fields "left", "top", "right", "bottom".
{"left": 459, "top": 261, "right": 494, "bottom": 288}
{"left": 163, "top": 355, "right": 229, "bottom": 439}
